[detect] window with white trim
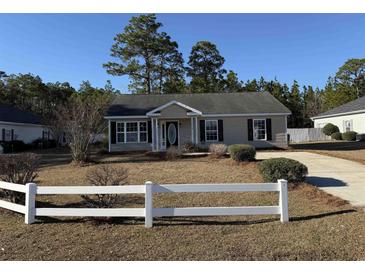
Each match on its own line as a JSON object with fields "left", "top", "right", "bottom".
{"left": 253, "top": 119, "right": 266, "bottom": 140}
{"left": 116, "top": 121, "right": 148, "bottom": 143}
{"left": 205, "top": 120, "right": 218, "bottom": 142}
{"left": 344, "top": 120, "right": 353, "bottom": 132}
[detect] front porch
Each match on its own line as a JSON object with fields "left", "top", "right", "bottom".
{"left": 150, "top": 116, "right": 199, "bottom": 152}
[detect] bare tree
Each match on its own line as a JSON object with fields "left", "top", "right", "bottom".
{"left": 55, "top": 95, "right": 110, "bottom": 164}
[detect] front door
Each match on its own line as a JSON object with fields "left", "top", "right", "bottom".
{"left": 166, "top": 121, "right": 178, "bottom": 147}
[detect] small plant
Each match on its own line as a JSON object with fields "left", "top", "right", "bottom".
{"left": 182, "top": 142, "right": 200, "bottom": 153}
{"left": 209, "top": 144, "right": 227, "bottom": 158}
{"left": 81, "top": 165, "right": 128, "bottom": 208}
{"left": 165, "top": 146, "right": 181, "bottom": 160}
{"left": 342, "top": 131, "right": 357, "bottom": 141}
{"left": 0, "top": 153, "right": 40, "bottom": 203}
{"left": 228, "top": 144, "right": 256, "bottom": 162}
{"left": 322, "top": 123, "right": 340, "bottom": 136}
{"left": 258, "top": 157, "right": 308, "bottom": 184}
{"left": 331, "top": 132, "right": 342, "bottom": 140}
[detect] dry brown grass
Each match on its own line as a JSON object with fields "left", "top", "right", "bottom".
{"left": 0, "top": 154, "right": 364, "bottom": 260}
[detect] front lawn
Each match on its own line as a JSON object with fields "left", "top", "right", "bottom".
{"left": 0, "top": 154, "right": 364, "bottom": 260}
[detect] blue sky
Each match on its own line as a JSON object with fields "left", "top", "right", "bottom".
{"left": 1, "top": 13, "right": 365, "bottom": 92}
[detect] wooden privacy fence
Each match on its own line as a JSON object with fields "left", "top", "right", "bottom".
{"left": 0, "top": 180, "right": 289, "bottom": 227}
{"left": 287, "top": 128, "right": 330, "bottom": 143}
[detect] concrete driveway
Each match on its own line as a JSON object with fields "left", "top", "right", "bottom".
{"left": 257, "top": 151, "right": 365, "bottom": 208}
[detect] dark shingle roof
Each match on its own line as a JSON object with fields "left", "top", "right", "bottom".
{"left": 0, "top": 104, "right": 42, "bottom": 125}
{"left": 106, "top": 92, "right": 291, "bottom": 116}
{"left": 313, "top": 96, "right": 365, "bottom": 118}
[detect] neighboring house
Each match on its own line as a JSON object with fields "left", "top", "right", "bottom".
{"left": 105, "top": 92, "right": 291, "bottom": 152}
{"left": 0, "top": 104, "right": 50, "bottom": 143}
{"left": 312, "top": 96, "right": 365, "bottom": 133}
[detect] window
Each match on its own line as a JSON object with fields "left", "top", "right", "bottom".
{"left": 116, "top": 121, "right": 148, "bottom": 143}
{"left": 344, "top": 120, "right": 352, "bottom": 132}
{"left": 139, "top": 122, "right": 147, "bottom": 142}
{"left": 116, "top": 122, "right": 124, "bottom": 143}
{"left": 205, "top": 120, "right": 218, "bottom": 142}
{"left": 253, "top": 119, "right": 266, "bottom": 140}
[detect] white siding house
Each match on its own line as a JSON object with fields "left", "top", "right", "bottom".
{"left": 0, "top": 104, "right": 50, "bottom": 144}
{"left": 312, "top": 96, "right": 365, "bottom": 134}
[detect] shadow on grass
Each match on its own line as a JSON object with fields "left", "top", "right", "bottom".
{"left": 33, "top": 209, "right": 357, "bottom": 226}
{"left": 290, "top": 209, "right": 356, "bottom": 222}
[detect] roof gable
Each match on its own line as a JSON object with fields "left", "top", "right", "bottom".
{"left": 146, "top": 100, "right": 202, "bottom": 116}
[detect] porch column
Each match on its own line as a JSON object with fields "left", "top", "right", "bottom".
{"left": 195, "top": 117, "right": 198, "bottom": 144}
{"left": 155, "top": 118, "right": 159, "bottom": 151}
{"left": 190, "top": 116, "right": 199, "bottom": 144}
{"left": 191, "top": 117, "right": 195, "bottom": 144}
{"left": 151, "top": 118, "right": 155, "bottom": 151}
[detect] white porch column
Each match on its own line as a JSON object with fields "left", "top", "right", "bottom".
{"left": 155, "top": 118, "right": 159, "bottom": 151}
{"left": 151, "top": 118, "right": 155, "bottom": 151}
{"left": 191, "top": 117, "right": 195, "bottom": 144}
{"left": 195, "top": 117, "right": 198, "bottom": 144}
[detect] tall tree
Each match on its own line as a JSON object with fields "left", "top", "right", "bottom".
{"left": 335, "top": 58, "right": 365, "bottom": 99}
{"left": 224, "top": 70, "right": 243, "bottom": 92}
{"left": 187, "top": 41, "right": 226, "bottom": 93}
{"left": 244, "top": 79, "right": 259, "bottom": 92}
{"left": 287, "top": 80, "right": 303, "bottom": 128}
{"left": 104, "top": 14, "right": 184, "bottom": 94}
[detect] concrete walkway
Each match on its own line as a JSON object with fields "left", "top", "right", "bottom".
{"left": 257, "top": 151, "right": 365, "bottom": 208}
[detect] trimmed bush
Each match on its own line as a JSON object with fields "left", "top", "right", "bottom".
{"left": 331, "top": 132, "right": 342, "bottom": 140}
{"left": 258, "top": 157, "right": 308, "bottom": 184}
{"left": 228, "top": 144, "right": 256, "bottom": 162}
{"left": 32, "top": 138, "right": 57, "bottom": 149}
{"left": 209, "top": 144, "right": 227, "bottom": 158}
{"left": 0, "top": 140, "right": 31, "bottom": 153}
{"left": 322, "top": 123, "right": 340, "bottom": 136}
{"left": 342, "top": 131, "right": 357, "bottom": 141}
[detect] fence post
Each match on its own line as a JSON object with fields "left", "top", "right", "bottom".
{"left": 25, "top": 183, "right": 37, "bottom": 224}
{"left": 145, "top": 181, "right": 153, "bottom": 228}
{"left": 278, "top": 179, "right": 289, "bottom": 223}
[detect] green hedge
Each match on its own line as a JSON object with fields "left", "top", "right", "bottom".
{"left": 342, "top": 131, "right": 357, "bottom": 141}
{"left": 0, "top": 141, "right": 32, "bottom": 153}
{"left": 322, "top": 123, "right": 340, "bottom": 136}
{"left": 228, "top": 144, "right": 256, "bottom": 162}
{"left": 258, "top": 157, "right": 308, "bottom": 183}
{"left": 331, "top": 132, "right": 342, "bottom": 140}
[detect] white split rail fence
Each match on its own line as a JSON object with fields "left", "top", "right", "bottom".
{"left": 0, "top": 180, "right": 289, "bottom": 227}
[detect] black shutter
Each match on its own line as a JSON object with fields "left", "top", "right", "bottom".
{"left": 266, "top": 118, "right": 272, "bottom": 141}
{"left": 147, "top": 121, "right": 152, "bottom": 143}
{"left": 218, "top": 120, "right": 224, "bottom": 142}
{"left": 200, "top": 120, "right": 205, "bottom": 142}
{"left": 2, "top": 129, "right": 4, "bottom": 141}
{"left": 11, "top": 129, "right": 14, "bottom": 141}
{"left": 110, "top": 122, "right": 116, "bottom": 144}
{"left": 248, "top": 119, "right": 253, "bottom": 141}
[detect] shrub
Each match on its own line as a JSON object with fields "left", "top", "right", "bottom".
{"left": 331, "top": 132, "right": 342, "bottom": 140}
{"left": 322, "top": 123, "right": 340, "bottom": 136}
{"left": 0, "top": 140, "right": 31, "bottom": 153}
{"left": 258, "top": 157, "right": 308, "bottom": 184}
{"left": 165, "top": 146, "right": 181, "bottom": 160}
{"left": 32, "top": 138, "right": 57, "bottom": 149}
{"left": 209, "top": 144, "right": 227, "bottom": 158}
{"left": 342, "top": 131, "right": 357, "bottom": 141}
{"left": 81, "top": 165, "right": 128, "bottom": 208}
{"left": 182, "top": 142, "right": 200, "bottom": 153}
{"left": 228, "top": 144, "right": 256, "bottom": 162}
{"left": 0, "top": 153, "right": 40, "bottom": 203}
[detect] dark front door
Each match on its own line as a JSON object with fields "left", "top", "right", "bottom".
{"left": 166, "top": 121, "right": 178, "bottom": 147}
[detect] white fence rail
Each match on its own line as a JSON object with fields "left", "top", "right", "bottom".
{"left": 0, "top": 180, "right": 289, "bottom": 227}
{"left": 288, "top": 128, "right": 330, "bottom": 143}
